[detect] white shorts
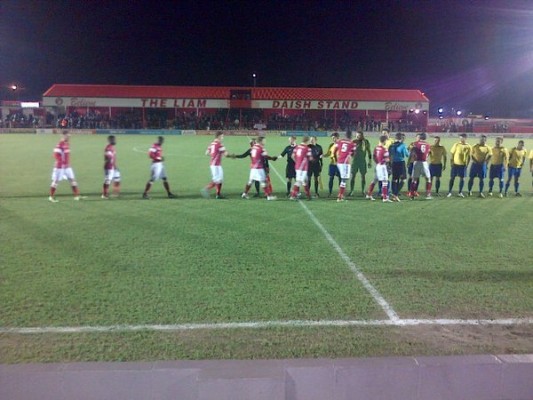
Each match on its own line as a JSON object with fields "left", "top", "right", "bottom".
{"left": 412, "top": 161, "right": 431, "bottom": 179}
{"left": 295, "top": 169, "right": 308, "bottom": 184}
{"left": 210, "top": 165, "right": 224, "bottom": 183}
{"left": 337, "top": 163, "right": 351, "bottom": 180}
{"left": 249, "top": 168, "right": 266, "bottom": 183}
{"left": 150, "top": 162, "right": 167, "bottom": 181}
{"left": 374, "top": 164, "right": 389, "bottom": 182}
{"left": 51, "top": 167, "right": 76, "bottom": 182}
{"left": 104, "top": 168, "right": 121, "bottom": 183}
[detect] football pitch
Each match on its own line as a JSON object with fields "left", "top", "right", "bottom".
{"left": 0, "top": 133, "right": 532, "bottom": 363}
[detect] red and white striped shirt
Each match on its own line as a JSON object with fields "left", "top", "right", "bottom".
{"left": 335, "top": 139, "right": 356, "bottom": 164}
{"left": 207, "top": 140, "right": 226, "bottom": 166}
{"left": 53, "top": 139, "right": 70, "bottom": 168}
{"left": 250, "top": 143, "right": 267, "bottom": 169}
{"left": 104, "top": 144, "right": 116, "bottom": 169}
{"left": 292, "top": 144, "right": 312, "bottom": 171}
{"left": 149, "top": 143, "right": 163, "bottom": 162}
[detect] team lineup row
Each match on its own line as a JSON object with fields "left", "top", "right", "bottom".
{"left": 47, "top": 131, "right": 533, "bottom": 203}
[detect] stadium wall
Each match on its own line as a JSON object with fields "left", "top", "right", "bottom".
{"left": 3, "top": 128, "right": 533, "bottom": 138}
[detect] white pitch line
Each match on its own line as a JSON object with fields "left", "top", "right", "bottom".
{"left": 2, "top": 318, "right": 532, "bottom": 334}
{"left": 269, "top": 164, "right": 400, "bottom": 322}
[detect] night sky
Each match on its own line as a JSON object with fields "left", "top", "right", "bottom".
{"left": 1, "top": 0, "right": 532, "bottom": 117}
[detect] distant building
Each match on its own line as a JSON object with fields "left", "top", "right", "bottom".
{"left": 41, "top": 84, "right": 430, "bottom": 131}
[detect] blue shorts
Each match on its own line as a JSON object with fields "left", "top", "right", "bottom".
{"left": 450, "top": 165, "right": 467, "bottom": 179}
{"left": 429, "top": 164, "right": 443, "bottom": 178}
{"left": 391, "top": 161, "right": 406, "bottom": 179}
{"left": 489, "top": 164, "right": 505, "bottom": 180}
{"left": 329, "top": 164, "right": 340, "bottom": 177}
{"left": 469, "top": 163, "right": 487, "bottom": 179}
{"left": 508, "top": 167, "right": 522, "bottom": 179}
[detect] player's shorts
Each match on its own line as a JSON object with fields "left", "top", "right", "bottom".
{"left": 210, "top": 165, "right": 224, "bottom": 183}
{"left": 391, "top": 161, "right": 406, "bottom": 180}
{"left": 286, "top": 164, "right": 296, "bottom": 179}
{"left": 308, "top": 163, "right": 321, "bottom": 178}
{"left": 469, "top": 162, "right": 487, "bottom": 179}
{"left": 150, "top": 162, "right": 167, "bottom": 181}
{"left": 374, "top": 164, "right": 388, "bottom": 182}
{"left": 489, "top": 164, "right": 504, "bottom": 180}
{"left": 412, "top": 161, "right": 431, "bottom": 179}
{"left": 249, "top": 168, "right": 267, "bottom": 183}
{"left": 429, "top": 163, "right": 443, "bottom": 178}
{"left": 328, "top": 164, "right": 340, "bottom": 177}
{"left": 104, "top": 168, "right": 121, "bottom": 183}
{"left": 337, "top": 163, "right": 351, "bottom": 180}
{"left": 450, "top": 164, "right": 467, "bottom": 179}
{"left": 51, "top": 167, "right": 76, "bottom": 182}
{"left": 352, "top": 160, "right": 367, "bottom": 175}
{"left": 507, "top": 167, "right": 522, "bottom": 179}
{"left": 295, "top": 169, "right": 308, "bottom": 184}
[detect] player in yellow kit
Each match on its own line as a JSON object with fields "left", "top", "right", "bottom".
{"left": 488, "top": 137, "right": 508, "bottom": 197}
{"left": 447, "top": 133, "right": 472, "bottom": 198}
{"left": 505, "top": 140, "right": 527, "bottom": 196}
{"left": 429, "top": 136, "right": 447, "bottom": 195}
{"left": 467, "top": 135, "right": 492, "bottom": 197}
{"left": 530, "top": 149, "right": 533, "bottom": 192}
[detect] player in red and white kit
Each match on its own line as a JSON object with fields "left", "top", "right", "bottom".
{"left": 101, "top": 135, "right": 121, "bottom": 199}
{"left": 202, "top": 131, "right": 229, "bottom": 199}
{"left": 241, "top": 136, "right": 277, "bottom": 200}
{"left": 48, "top": 132, "right": 82, "bottom": 202}
{"left": 142, "top": 136, "right": 176, "bottom": 199}
{"left": 335, "top": 130, "right": 356, "bottom": 202}
{"left": 409, "top": 132, "right": 432, "bottom": 199}
{"left": 289, "top": 136, "right": 312, "bottom": 200}
{"left": 366, "top": 135, "right": 393, "bottom": 203}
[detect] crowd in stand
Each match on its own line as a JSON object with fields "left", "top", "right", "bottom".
{"left": 1, "top": 108, "right": 424, "bottom": 132}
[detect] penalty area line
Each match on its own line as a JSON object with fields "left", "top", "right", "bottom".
{"left": 2, "top": 318, "right": 532, "bottom": 334}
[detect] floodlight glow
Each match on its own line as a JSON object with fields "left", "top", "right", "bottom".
{"left": 414, "top": 109, "right": 420, "bottom": 114}
{"left": 21, "top": 102, "right": 40, "bottom": 108}
{"left": 11, "top": 84, "right": 18, "bottom": 91}
{"left": 456, "top": 110, "right": 462, "bottom": 116}
{"left": 437, "top": 107, "right": 444, "bottom": 113}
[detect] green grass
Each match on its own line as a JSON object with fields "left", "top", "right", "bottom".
{"left": 0, "top": 133, "right": 532, "bottom": 363}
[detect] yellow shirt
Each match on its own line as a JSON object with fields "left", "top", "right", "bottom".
{"left": 450, "top": 142, "right": 472, "bottom": 166}
{"left": 508, "top": 147, "right": 527, "bottom": 168}
{"left": 490, "top": 146, "right": 509, "bottom": 166}
{"left": 429, "top": 145, "right": 447, "bottom": 165}
{"left": 384, "top": 138, "right": 394, "bottom": 149}
{"left": 470, "top": 144, "right": 492, "bottom": 163}
{"left": 326, "top": 143, "right": 338, "bottom": 165}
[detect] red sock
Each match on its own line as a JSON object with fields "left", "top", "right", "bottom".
{"left": 291, "top": 185, "right": 299, "bottom": 197}
{"left": 207, "top": 182, "right": 216, "bottom": 190}
{"left": 244, "top": 184, "right": 251, "bottom": 194}
{"left": 411, "top": 181, "right": 418, "bottom": 192}
{"left": 72, "top": 186, "right": 79, "bottom": 196}
{"left": 103, "top": 183, "right": 109, "bottom": 196}
{"left": 50, "top": 186, "right": 56, "bottom": 196}
{"left": 426, "top": 182, "right": 432, "bottom": 195}
{"left": 338, "top": 186, "right": 345, "bottom": 198}
{"left": 382, "top": 183, "right": 388, "bottom": 199}
{"left": 304, "top": 185, "right": 311, "bottom": 198}
{"left": 216, "top": 183, "right": 222, "bottom": 195}
{"left": 368, "top": 183, "right": 375, "bottom": 195}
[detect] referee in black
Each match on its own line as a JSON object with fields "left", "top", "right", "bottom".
{"left": 278, "top": 136, "right": 297, "bottom": 197}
